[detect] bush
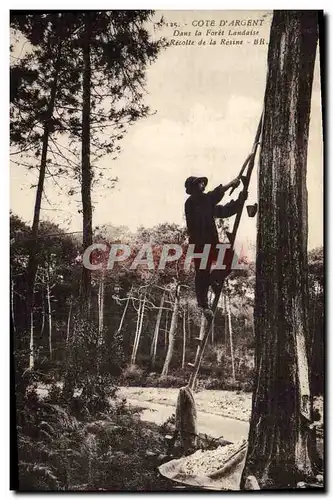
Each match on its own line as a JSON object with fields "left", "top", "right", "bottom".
{"left": 155, "top": 375, "right": 187, "bottom": 388}
{"left": 121, "top": 365, "right": 145, "bottom": 386}
{"left": 17, "top": 379, "right": 170, "bottom": 491}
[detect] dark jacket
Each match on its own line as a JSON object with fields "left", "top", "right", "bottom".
{"left": 185, "top": 185, "right": 240, "bottom": 245}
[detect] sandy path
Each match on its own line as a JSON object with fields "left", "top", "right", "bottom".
{"left": 119, "top": 386, "right": 252, "bottom": 422}
{"left": 126, "top": 397, "right": 249, "bottom": 442}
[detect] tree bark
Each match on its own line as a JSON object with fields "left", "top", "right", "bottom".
{"left": 150, "top": 291, "right": 165, "bottom": 368}
{"left": 242, "top": 11, "right": 318, "bottom": 489}
{"left": 80, "top": 16, "right": 93, "bottom": 316}
{"left": 161, "top": 285, "right": 180, "bottom": 377}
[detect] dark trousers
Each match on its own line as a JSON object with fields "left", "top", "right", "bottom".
{"left": 193, "top": 244, "right": 232, "bottom": 308}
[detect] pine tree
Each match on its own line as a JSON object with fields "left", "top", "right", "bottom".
{"left": 241, "top": 10, "right": 319, "bottom": 489}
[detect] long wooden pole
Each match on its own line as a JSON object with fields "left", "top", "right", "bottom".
{"left": 187, "top": 115, "right": 262, "bottom": 390}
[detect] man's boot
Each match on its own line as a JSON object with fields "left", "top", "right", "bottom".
{"left": 209, "top": 268, "right": 224, "bottom": 296}
{"left": 201, "top": 307, "right": 214, "bottom": 320}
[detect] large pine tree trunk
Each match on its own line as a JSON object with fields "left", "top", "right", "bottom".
{"left": 161, "top": 285, "right": 180, "bottom": 377}
{"left": 25, "top": 47, "right": 62, "bottom": 338}
{"left": 242, "top": 11, "right": 318, "bottom": 489}
{"left": 80, "top": 16, "right": 93, "bottom": 316}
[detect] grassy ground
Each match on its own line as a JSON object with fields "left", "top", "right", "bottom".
{"left": 16, "top": 386, "right": 176, "bottom": 491}
{"left": 20, "top": 384, "right": 324, "bottom": 491}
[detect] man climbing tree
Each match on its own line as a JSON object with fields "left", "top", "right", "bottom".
{"left": 241, "top": 11, "right": 319, "bottom": 489}
{"left": 184, "top": 175, "right": 246, "bottom": 318}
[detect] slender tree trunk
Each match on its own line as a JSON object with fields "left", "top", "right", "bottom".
{"left": 80, "top": 16, "right": 93, "bottom": 316}
{"left": 29, "top": 310, "right": 34, "bottom": 370}
{"left": 187, "top": 302, "right": 191, "bottom": 340}
{"left": 131, "top": 292, "right": 146, "bottom": 365}
{"left": 132, "top": 292, "right": 146, "bottom": 365}
{"left": 164, "top": 309, "right": 169, "bottom": 348}
{"left": 45, "top": 267, "right": 52, "bottom": 362}
{"left": 224, "top": 294, "right": 228, "bottom": 346}
{"left": 98, "top": 272, "right": 105, "bottom": 342}
{"left": 28, "top": 269, "right": 38, "bottom": 370}
{"left": 66, "top": 297, "right": 73, "bottom": 344}
{"left": 226, "top": 293, "right": 236, "bottom": 381}
{"left": 150, "top": 291, "right": 165, "bottom": 368}
{"left": 117, "top": 286, "right": 132, "bottom": 334}
{"left": 131, "top": 298, "right": 142, "bottom": 365}
{"left": 211, "top": 315, "right": 215, "bottom": 345}
{"left": 40, "top": 291, "right": 45, "bottom": 339}
{"left": 161, "top": 285, "right": 180, "bottom": 377}
{"left": 242, "top": 11, "right": 318, "bottom": 489}
{"left": 181, "top": 308, "right": 186, "bottom": 369}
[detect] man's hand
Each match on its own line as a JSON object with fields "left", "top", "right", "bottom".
{"left": 238, "top": 190, "right": 248, "bottom": 202}
{"left": 231, "top": 178, "right": 241, "bottom": 189}
{"left": 224, "top": 177, "right": 241, "bottom": 195}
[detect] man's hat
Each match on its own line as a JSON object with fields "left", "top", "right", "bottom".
{"left": 185, "top": 176, "right": 208, "bottom": 194}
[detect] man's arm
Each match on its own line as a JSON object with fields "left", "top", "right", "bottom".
{"left": 207, "top": 178, "right": 241, "bottom": 205}
{"left": 214, "top": 191, "right": 248, "bottom": 218}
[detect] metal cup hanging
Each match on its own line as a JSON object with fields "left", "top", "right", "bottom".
{"left": 246, "top": 202, "right": 258, "bottom": 217}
